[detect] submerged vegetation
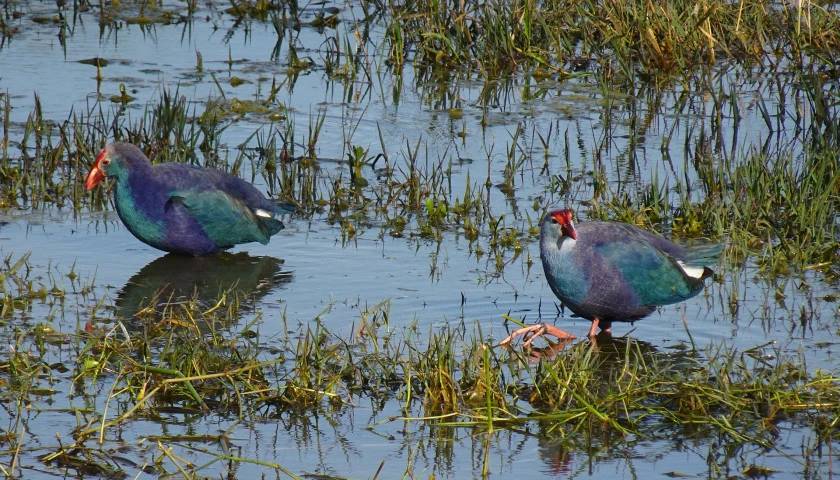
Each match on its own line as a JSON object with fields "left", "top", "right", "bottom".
{"left": 0, "top": 0, "right": 839, "bottom": 477}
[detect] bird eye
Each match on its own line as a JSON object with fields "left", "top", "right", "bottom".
{"left": 102, "top": 158, "right": 111, "bottom": 165}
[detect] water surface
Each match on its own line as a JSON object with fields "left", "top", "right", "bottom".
{"left": 0, "top": 1, "right": 837, "bottom": 478}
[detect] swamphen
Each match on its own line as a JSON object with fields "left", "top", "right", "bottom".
{"left": 500, "top": 209, "right": 722, "bottom": 346}
{"left": 85, "top": 143, "right": 288, "bottom": 255}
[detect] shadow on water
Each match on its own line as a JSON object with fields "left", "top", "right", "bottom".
{"left": 114, "top": 252, "right": 292, "bottom": 322}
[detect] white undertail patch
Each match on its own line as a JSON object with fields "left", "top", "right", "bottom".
{"left": 254, "top": 208, "right": 273, "bottom": 219}
{"left": 677, "top": 260, "right": 705, "bottom": 279}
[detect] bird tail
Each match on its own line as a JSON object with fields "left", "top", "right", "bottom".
{"left": 254, "top": 208, "right": 286, "bottom": 237}
{"left": 274, "top": 201, "right": 298, "bottom": 214}
{"left": 254, "top": 201, "right": 296, "bottom": 239}
{"left": 262, "top": 217, "right": 285, "bottom": 236}
{"left": 683, "top": 242, "right": 725, "bottom": 268}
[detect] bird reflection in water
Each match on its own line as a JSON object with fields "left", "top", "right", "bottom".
{"left": 115, "top": 252, "right": 292, "bottom": 323}
{"left": 538, "top": 438, "right": 574, "bottom": 476}
{"left": 524, "top": 332, "right": 662, "bottom": 361}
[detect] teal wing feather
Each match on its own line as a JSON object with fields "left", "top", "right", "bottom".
{"left": 594, "top": 237, "right": 703, "bottom": 307}
{"left": 171, "top": 190, "right": 271, "bottom": 246}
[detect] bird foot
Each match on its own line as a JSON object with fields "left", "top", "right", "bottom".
{"left": 498, "top": 323, "right": 576, "bottom": 349}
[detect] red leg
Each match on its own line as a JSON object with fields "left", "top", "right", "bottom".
{"left": 588, "top": 318, "right": 614, "bottom": 337}
{"left": 587, "top": 318, "right": 601, "bottom": 337}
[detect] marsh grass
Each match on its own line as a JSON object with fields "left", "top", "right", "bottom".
{"left": 386, "top": 0, "right": 840, "bottom": 84}
{"left": 591, "top": 140, "right": 840, "bottom": 278}
{"left": 20, "top": 0, "right": 840, "bottom": 86}
{"left": 2, "top": 80, "right": 836, "bottom": 279}
{"left": 0, "top": 1, "right": 838, "bottom": 477}
{"left": 2, "top": 263, "right": 838, "bottom": 477}
{"left": 1, "top": 0, "right": 837, "bottom": 279}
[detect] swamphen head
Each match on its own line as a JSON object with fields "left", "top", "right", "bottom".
{"left": 85, "top": 143, "right": 150, "bottom": 191}
{"left": 546, "top": 208, "right": 577, "bottom": 240}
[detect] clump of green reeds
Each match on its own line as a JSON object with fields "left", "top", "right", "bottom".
{"left": 591, "top": 139, "right": 839, "bottom": 278}
{"left": 224, "top": 0, "right": 285, "bottom": 21}
{"left": 700, "top": 146, "right": 838, "bottom": 277}
{"left": 386, "top": 0, "right": 840, "bottom": 85}
{"left": 76, "top": 294, "right": 273, "bottom": 418}
{"left": 262, "top": 318, "right": 840, "bottom": 479}
{"left": 169, "top": 304, "right": 840, "bottom": 460}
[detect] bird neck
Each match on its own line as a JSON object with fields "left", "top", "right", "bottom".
{"left": 113, "top": 184, "right": 166, "bottom": 247}
{"left": 558, "top": 236, "right": 577, "bottom": 254}
{"left": 111, "top": 167, "right": 167, "bottom": 246}
{"left": 540, "top": 228, "right": 587, "bottom": 304}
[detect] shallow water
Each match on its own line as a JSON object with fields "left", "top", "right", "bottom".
{"left": 1, "top": 1, "right": 838, "bottom": 478}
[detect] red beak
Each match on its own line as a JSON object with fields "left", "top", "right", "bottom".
{"left": 566, "top": 223, "right": 578, "bottom": 240}
{"left": 85, "top": 150, "right": 107, "bottom": 190}
{"left": 551, "top": 211, "right": 577, "bottom": 240}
